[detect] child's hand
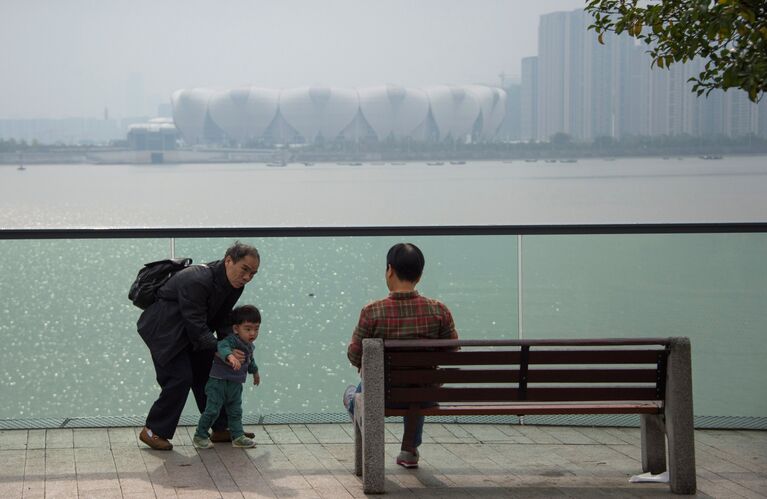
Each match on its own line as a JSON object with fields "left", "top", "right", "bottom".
{"left": 227, "top": 354, "right": 241, "bottom": 370}
{"left": 253, "top": 372, "right": 260, "bottom": 386}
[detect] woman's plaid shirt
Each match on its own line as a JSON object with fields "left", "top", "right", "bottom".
{"left": 347, "top": 290, "right": 458, "bottom": 368}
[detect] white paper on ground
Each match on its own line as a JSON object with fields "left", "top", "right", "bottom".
{"left": 629, "top": 471, "right": 669, "bottom": 483}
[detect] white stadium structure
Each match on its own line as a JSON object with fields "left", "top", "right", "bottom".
{"left": 171, "top": 84, "right": 507, "bottom": 145}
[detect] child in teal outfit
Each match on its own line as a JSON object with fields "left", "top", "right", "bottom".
{"left": 194, "top": 305, "right": 261, "bottom": 449}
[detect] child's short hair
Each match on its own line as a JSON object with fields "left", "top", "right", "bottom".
{"left": 231, "top": 305, "right": 261, "bottom": 325}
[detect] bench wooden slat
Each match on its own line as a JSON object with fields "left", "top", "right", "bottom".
{"left": 527, "top": 368, "right": 660, "bottom": 383}
{"left": 387, "top": 351, "right": 521, "bottom": 366}
{"left": 529, "top": 349, "right": 665, "bottom": 364}
{"left": 384, "top": 401, "right": 663, "bottom": 416}
{"left": 384, "top": 338, "right": 672, "bottom": 348}
{"left": 387, "top": 386, "right": 660, "bottom": 403}
{"left": 389, "top": 368, "right": 520, "bottom": 384}
{"left": 386, "top": 349, "right": 665, "bottom": 367}
{"left": 388, "top": 367, "right": 660, "bottom": 384}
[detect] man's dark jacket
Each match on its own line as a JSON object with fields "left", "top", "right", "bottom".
{"left": 137, "top": 259, "right": 243, "bottom": 367}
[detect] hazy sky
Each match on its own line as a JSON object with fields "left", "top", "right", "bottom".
{"left": 1, "top": 0, "right": 585, "bottom": 119}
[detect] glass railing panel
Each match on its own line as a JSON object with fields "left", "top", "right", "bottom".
{"left": 521, "top": 233, "right": 767, "bottom": 419}
{"left": 0, "top": 238, "right": 169, "bottom": 421}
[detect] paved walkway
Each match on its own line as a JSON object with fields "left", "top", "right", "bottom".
{"left": 0, "top": 424, "right": 764, "bottom": 498}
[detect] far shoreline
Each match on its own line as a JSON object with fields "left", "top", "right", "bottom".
{"left": 2, "top": 147, "right": 767, "bottom": 166}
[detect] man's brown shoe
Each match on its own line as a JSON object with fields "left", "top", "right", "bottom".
{"left": 210, "top": 430, "right": 256, "bottom": 442}
{"left": 139, "top": 427, "right": 173, "bottom": 450}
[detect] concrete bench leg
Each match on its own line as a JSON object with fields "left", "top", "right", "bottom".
{"left": 362, "top": 412, "right": 384, "bottom": 493}
{"left": 361, "top": 339, "right": 385, "bottom": 494}
{"left": 666, "top": 337, "right": 696, "bottom": 495}
{"left": 640, "top": 414, "right": 666, "bottom": 474}
{"left": 354, "top": 408, "right": 362, "bottom": 477}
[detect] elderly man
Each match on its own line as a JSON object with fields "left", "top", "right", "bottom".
{"left": 344, "top": 242, "right": 458, "bottom": 468}
{"left": 137, "top": 241, "right": 260, "bottom": 450}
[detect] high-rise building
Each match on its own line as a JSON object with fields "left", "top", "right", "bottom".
{"left": 724, "top": 89, "right": 760, "bottom": 137}
{"left": 697, "top": 90, "right": 725, "bottom": 137}
{"left": 759, "top": 98, "right": 767, "bottom": 138}
{"left": 536, "top": 11, "right": 567, "bottom": 141}
{"left": 498, "top": 82, "right": 521, "bottom": 141}
{"left": 613, "top": 35, "right": 645, "bottom": 137}
{"left": 125, "top": 73, "right": 146, "bottom": 117}
{"left": 536, "top": 9, "right": 617, "bottom": 141}
{"left": 574, "top": 9, "right": 617, "bottom": 140}
{"left": 639, "top": 53, "right": 701, "bottom": 136}
{"left": 528, "top": 8, "right": 766, "bottom": 141}
{"left": 520, "top": 57, "right": 538, "bottom": 141}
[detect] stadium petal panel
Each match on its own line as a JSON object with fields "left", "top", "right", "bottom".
{"left": 466, "top": 85, "right": 508, "bottom": 140}
{"left": 425, "top": 85, "right": 482, "bottom": 141}
{"left": 208, "top": 87, "right": 280, "bottom": 143}
{"left": 358, "top": 85, "right": 430, "bottom": 141}
{"left": 171, "top": 88, "right": 214, "bottom": 144}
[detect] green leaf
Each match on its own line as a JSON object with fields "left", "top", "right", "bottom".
{"left": 707, "top": 22, "right": 720, "bottom": 39}
{"left": 739, "top": 9, "right": 756, "bottom": 23}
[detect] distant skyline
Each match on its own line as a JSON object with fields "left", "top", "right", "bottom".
{"left": 1, "top": 0, "right": 585, "bottom": 119}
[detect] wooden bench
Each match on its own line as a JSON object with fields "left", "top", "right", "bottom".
{"left": 352, "top": 337, "right": 696, "bottom": 494}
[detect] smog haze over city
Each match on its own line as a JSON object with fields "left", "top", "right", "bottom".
{"left": 1, "top": 0, "right": 585, "bottom": 119}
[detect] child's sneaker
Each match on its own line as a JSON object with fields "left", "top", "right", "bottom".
{"left": 193, "top": 435, "right": 213, "bottom": 449}
{"left": 231, "top": 435, "right": 256, "bottom": 448}
{"left": 396, "top": 450, "right": 419, "bottom": 469}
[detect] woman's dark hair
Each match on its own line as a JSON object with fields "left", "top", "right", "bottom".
{"left": 225, "top": 241, "right": 260, "bottom": 263}
{"left": 231, "top": 304, "right": 261, "bottom": 325}
{"left": 386, "top": 243, "right": 425, "bottom": 282}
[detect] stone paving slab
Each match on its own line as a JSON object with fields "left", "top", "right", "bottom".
{"left": 0, "top": 424, "right": 764, "bottom": 498}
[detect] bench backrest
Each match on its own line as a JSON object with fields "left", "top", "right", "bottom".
{"left": 382, "top": 338, "right": 671, "bottom": 406}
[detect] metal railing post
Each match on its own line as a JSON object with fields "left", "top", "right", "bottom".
{"left": 517, "top": 234, "right": 525, "bottom": 426}
{"left": 517, "top": 234, "right": 523, "bottom": 340}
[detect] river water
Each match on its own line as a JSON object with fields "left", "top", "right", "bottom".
{"left": 0, "top": 157, "right": 765, "bottom": 424}
{"left": 2, "top": 156, "right": 767, "bottom": 228}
